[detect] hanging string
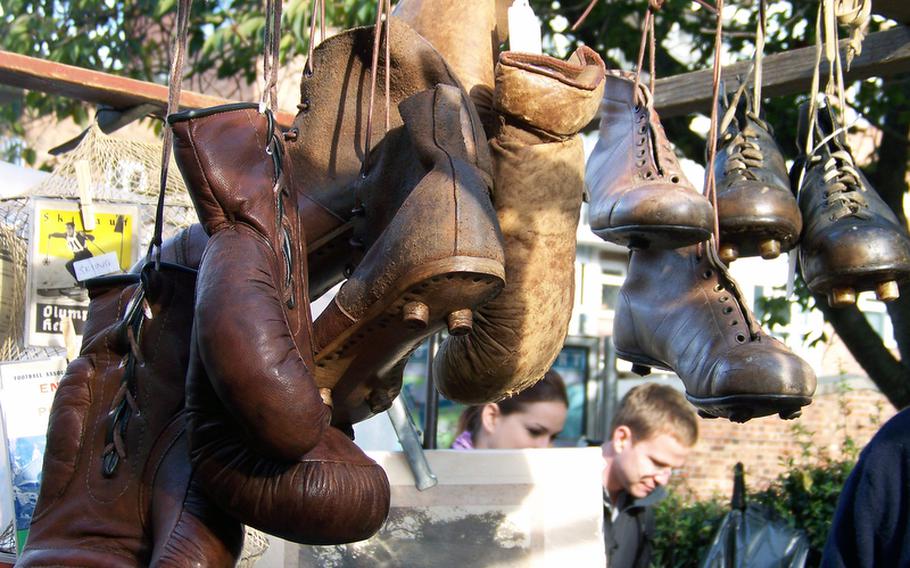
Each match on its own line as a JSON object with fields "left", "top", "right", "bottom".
{"left": 362, "top": 0, "right": 392, "bottom": 175}
{"left": 149, "top": 0, "right": 192, "bottom": 265}
{"left": 702, "top": 0, "right": 724, "bottom": 248}
{"left": 261, "top": 0, "right": 282, "bottom": 111}
{"left": 303, "top": 0, "right": 326, "bottom": 77}
{"left": 752, "top": 0, "right": 766, "bottom": 115}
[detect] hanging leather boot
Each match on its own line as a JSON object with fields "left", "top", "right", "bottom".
{"left": 171, "top": 103, "right": 390, "bottom": 544}
{"left": 287, "top": 19, "right": 468, "bottom": 298}
{"left": 614, "top": 242, "right": 817, "bottom": 422}
{"left": 393, "top": 0, "right": 511, "bottom": 132}
{"left": 312, "top": 83, "right": 506, "bottom": 425}
{"left": 432, "top": 47, "right": 605, "bottom": 403}
{"left": 19, "top": 261, "right": 243, "bottom": 567}
{"left": 714, "top": 89, "right": 802, "bottom": 263}
{"left": 587, "top": 71, "right": 714, "bottom": 249}
{"left": 793, "top": 102, "right": 910, "bottom": 307}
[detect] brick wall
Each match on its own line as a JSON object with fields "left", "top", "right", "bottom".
{"left": 672, "top": 376, "right": 895, "bottom": 500}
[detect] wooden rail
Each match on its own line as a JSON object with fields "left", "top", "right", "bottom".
{"left": 0, "top": 50, "right": 295, "bottom": 126}
{"left": 654, "top": 25, "right": 910, "bottom": 118}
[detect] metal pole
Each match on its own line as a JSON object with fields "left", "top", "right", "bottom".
{"left": 423, "top": 333, "right": 440, "bottom": 450}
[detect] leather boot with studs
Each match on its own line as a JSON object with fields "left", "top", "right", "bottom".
{"left": 714, "top": 91, "right": 802, "bottom": 263}
{"left": 287, "top": 18, "right": 468, "bottom": 299}
{"left": 433, "top": 47, "right": 605, "bottom": 403}
{"left": 793, "top": 103, "right": 910, "bottom": 307}
{"left": 312, "top": 82, "right": 505, "bottom": 424}
{"left": 614, "top": 241, "right": 817, "bottom": 422}
{"left": 587, "top": 71, "right": 714, "bottom": 249}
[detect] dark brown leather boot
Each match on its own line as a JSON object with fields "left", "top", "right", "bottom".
{"left": 393, "top": 0, "right": 511, "bottom": 132}
{"left": 312, "top": 83, "right": 505, "bottom": 424}
{"left": 587, "top": 71, "right": 714, "bottom": 249}
{"left": 433, "top": 48, "right": 604, "bottom": 403}
{"left": 171, "top": 103, "right": 390, "bottom": 543}
{"left": 286, "top": 18, "right": 468, "bottom": 298}
{"left": 614, "top": 242, "right": 816, "bottom": 422}
{"left": 19, "top": 262, "right": 242, "bottom": 567}
{"left": 793, "top": 102, "right": 910, "bottom": 307}
{"left": 715, "top": 90, "right": 801, "bottom": 263}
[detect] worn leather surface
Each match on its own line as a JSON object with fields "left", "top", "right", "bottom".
{"left": 186, "top": 343, "right": 390, "bottom": 544}
{"left": 586, "top": 70, "right": 713, "bottom": 248}
{"left": 312, "top": 83, "right": 505, "bottom": 424}
{"left": 19, "top": 263, "right": 242, "bottom": 567}
{"left": 614, "top": 243, "right": 816, "bottom": 420}
{"left": 715, "top": 92, "right": 801, "bottom": 257}
{"left": 173, "top": 104, "right": 390, "bottom": 543}
{"left": 286, "top": 19, "right": 465, "bottom": 295}
{"left": 171, "top": 104, "right": 330, "bottom": 460}
{"left": 393, "top": 0, "right": 512, "bottom": 132}
{"left": 433, "top": 48, "right": 605, "bottom": 403}
{"left": 794, "top": 103, "right": 910, "bottom": 294}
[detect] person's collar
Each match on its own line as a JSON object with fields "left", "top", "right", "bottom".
{"left": 604, "top": 486, "right": 667, "bottom": 513}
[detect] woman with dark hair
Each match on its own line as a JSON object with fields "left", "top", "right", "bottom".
{"left": 451, "top": 370, "right": 569, "bottom": 449}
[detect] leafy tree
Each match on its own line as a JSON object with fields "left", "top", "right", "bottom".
{"left": 2, "top": 0, "right": 909, "bottom": 407}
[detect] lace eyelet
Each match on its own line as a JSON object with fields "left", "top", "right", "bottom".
{"left": 735, "top": 333, "right": 746, "bottom": 343}
{"left": 723, "top": 306, "right": 734, "bottom": 314}
{"left": 703, "top": 270, "right": 713, "bottom": 279}
{"left": 714, "top": 284, "right": 723, "bottom": 292}
{"left": 719, "top": 296, "right": 729, "bottom": 302}
{"left": 670, "top": 175, "right": 680, "bottom": 184}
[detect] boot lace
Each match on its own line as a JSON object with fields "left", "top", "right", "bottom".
{"left": 722, "top": 124, "right": 764, "bottom": 182}
{"left": 813, "top": 148, "right": 870, "bottom": 221}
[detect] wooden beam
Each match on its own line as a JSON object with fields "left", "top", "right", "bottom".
{"left": 0, "top": 50, "right": 295, "bottom": 126}
{"left": 654, "top": 25, "right": 910, "bottom": 118}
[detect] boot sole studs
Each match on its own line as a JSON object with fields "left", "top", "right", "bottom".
{"left": 687, "top": 393, "right": 812, "bottom": 423}
{"left": 313, "top": 257, "right": 504, "bottom": 425}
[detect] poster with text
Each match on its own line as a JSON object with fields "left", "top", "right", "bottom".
{"left": 0, "top": 357, "right": 67, "bottom": 553}
{"left": 25, "top": 199, "right": 139, "bottom": 347}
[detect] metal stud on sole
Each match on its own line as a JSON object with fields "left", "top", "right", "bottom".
{"left": 402, "top": 301, "right": 429, "bottom": 329}
{"left": 446, "top": 309, "right": 473, "bottom": 336}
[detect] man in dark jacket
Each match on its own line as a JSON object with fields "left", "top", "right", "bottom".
{"left": 821, "top": 407, "right": 910, "bottom": 567}
{"left": 602, "top": 383, "right": 698, "bottom": 568}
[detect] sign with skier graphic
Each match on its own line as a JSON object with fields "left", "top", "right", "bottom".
{"left": 25, "top": 199, "right": 139, "bottom": 348}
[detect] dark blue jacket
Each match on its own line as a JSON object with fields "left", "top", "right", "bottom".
{"left": 821, "top": 407, "right": 910, "bottom": 567}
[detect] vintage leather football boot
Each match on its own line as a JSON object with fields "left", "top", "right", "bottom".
{"left": 714, "top": 90, "right": 802, "bottom": 263}
{"left": 287, "top": 18, "right": 467, "bottom": 298}
{"left": 587, "top": 71, "right": 714, "bottom": 249}
{"left": 173, "top": 104, "right": 390, "bottom": 543}
{"left": 614, "top": 242, "right": 817, "bottom": 422}
{"left": 312, "top": 83, "right": 506, "bottom": 424}
{"left": 393, "top": 0, "right": 511, "bottom": 132}
{"left": 433, "top": 47, "right": 605, "bottom": 403}
{"left": 19, "top": 262, "right": 243, "bottom": 567}
{"left": 793, "top": 102, "right": 910, "bottom": 307}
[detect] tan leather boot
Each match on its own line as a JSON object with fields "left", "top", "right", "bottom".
{"left": 313, "top": 83, "right": 506, "bottom": 425}
{"left": 20, "top": 262, "right": 242, "bottom": 567}
{"left": 614, "top": 242, "right": 817, "bottom": 422}
{"left": 433, "top": 47, "right": 605, "bottom": 403}
{"left": 587, "top": 71, "right": 714, "bottom": 249}
{"left": 287, "top": 19, "right": 467, "bottom": 298}
{"left": 393, "top": 0, "right": 511, "bottom": 131}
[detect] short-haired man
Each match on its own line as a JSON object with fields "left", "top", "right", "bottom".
{"left": 602, "top": 383, "right": 698, "bottom": 568}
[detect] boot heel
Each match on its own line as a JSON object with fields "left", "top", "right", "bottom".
{"left": 876, "top": 280, "right": 900, "bottom": 302}
{"left": 759, "top": 239, "right": 781, "bottom": 260}
{"left": 402, "top": 301, "right": 430, "bottom": 329}
{"left": 446, "top": 309, "right": 473, "bottom": 336}
{"left": 631, "top": 363, "right": 651, "bottom": 377}
{"left": 828, "top": 287, "right": 857, "bottom": 308}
